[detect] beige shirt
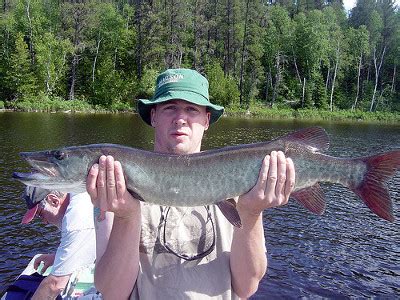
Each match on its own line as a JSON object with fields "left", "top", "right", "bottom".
{"left": 130, "top": 203, "right": 239, "bottom": 300}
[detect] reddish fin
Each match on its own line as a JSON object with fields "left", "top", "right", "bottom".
{"left": 281, "top": 127, "right": 330, "bottom": 151}
{"left": 216, "top": 199, "right": 242, "bottom": 228}
{"left": 290, "top": 183, "right": 326, "bottom": 215}
{"left": 352, "top": 150, "right": 400, "bottom": 222}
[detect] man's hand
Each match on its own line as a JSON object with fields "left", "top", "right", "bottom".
{"left": 87, "top": 155, "right": 140, "bottom": 219}
{"left": 238, "top": 151, "right": 295, "bottom": 216}
{"left": 34, "top": 253, "right": 56, "bottom": 274}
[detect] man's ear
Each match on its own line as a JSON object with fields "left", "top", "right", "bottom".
{"left": 205, "top": 112, "right": 211, "bottom": 130}
{"left": 46, "top": 194, "right": 60, "bottom": 207}
{"left": 150, "top": 107, "right": 156, "bottom": 127}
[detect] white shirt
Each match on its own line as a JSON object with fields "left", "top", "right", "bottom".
{"left": 51, "top": 192, "right": 96, "bottom": 276}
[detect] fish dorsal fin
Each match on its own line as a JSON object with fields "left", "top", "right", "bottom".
{"left": 290, "top": 183, "right": 326, "bottom": 215}
{"left": 281, "top": 127, "right": 330, "bottom": 152}
{"left": 216, "top": 198, "right": 242, "bottom": 228}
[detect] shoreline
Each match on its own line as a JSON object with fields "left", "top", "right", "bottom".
{"left": 2, "top": 107, "right": 399, "bottom": 124}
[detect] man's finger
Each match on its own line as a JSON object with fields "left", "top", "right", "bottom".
{"left": 106, "top": 156, "right": 117, "bottom": 206}
{"left": 275, "top": 151, "right": 287, "bottom": 200}
{"left": 284, "top": 157, "right": 295, "bottom": 200}
{"left": 265, "top": 151, "right": 278, "bottom": 199}
{"left": 97, "top": 155, "right": 108, "bottom": 211}
{"left": 86, "top": 163, "right": 99, "bottom": 204}
{"left": 114, "top": 160, "right": 127, "bottom": 199}
{"left": 256, "top": 155, "right": 270, "bottom": 188}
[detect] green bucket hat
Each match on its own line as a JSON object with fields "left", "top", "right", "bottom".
{"left": 137, "top": 69, "right": 224, "bottom": 126}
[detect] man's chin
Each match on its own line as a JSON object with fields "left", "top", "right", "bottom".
{"left": 170, "top": 145, "right": 190, "bottom": 155}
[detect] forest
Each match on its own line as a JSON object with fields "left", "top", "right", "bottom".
{"left": 0, "top": 0, "right": 399, "bottom": 115}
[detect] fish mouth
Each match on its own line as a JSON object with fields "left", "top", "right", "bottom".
{"left": 12, "top": 151, "right": 61, "bottom": 182}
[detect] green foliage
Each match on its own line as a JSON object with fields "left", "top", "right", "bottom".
{"left": 312, "top": 71, "right": 328, "bottom": 109}
{"left": 35, "top": 32, "right": 73, "bottom": 95}
{"left": 0, "top": 0, "right": 398, "bottom": 120}
{"left": 10, "top": 92, "right": 92, "bottom": 112}
{"left": 206, "top": 62, "right": 240, "bottom": 107}
{"left": 6, "top": 32, "right": 37, "bottom": 98}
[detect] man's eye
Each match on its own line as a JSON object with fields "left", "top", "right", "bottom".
{"left": 163, "top": 105, "right": 176, "bottom": 111}
{"left": 187, "top": 107, "right": 199, "bottom": 113}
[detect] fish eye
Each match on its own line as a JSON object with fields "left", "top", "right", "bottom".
{"left": 53, "top": 150, "right": 65, "bottom": 160}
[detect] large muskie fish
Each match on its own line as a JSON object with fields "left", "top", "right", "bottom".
{"left": 13, "top": 127, "right": 400, "bottom": 224}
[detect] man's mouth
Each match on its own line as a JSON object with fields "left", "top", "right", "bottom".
{"left": 171, "top": 130, "right": 188, "bottom": 137}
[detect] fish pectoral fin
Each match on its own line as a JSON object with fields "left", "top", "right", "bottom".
{"left": 216, "top": 199, "right": 242, "bottom": 228}
{"left": 127, "top": 188, "right": 145, "bottom": 202}
{"left": 290, "top": 183, "right": 326, "bottom": 215}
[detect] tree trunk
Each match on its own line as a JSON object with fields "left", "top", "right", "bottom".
{"left": 301, "top": 77, "right": 306, "bottom": 108}
{"left": 69, "top": 54, "right": 78, "bottom": 100}
{"left": 391, "top": 65, "right": 396, "bottom": 93}
{"left": 224, "top": 0, "right": 232, "bottom": 75}
{"left": 25, "top": 0, "right": 35, "bottom": 65}
{"left": 135, "top": 0, "right": 143, "bottom": 79}
{"left": 271, "top": 52, "right": 281, "bottom": 107}
{"left": 239, "top": 0, "right": 250, "bottom": 105}
{"left": 330, "top": 45, "right": 340, "bottom": 112}
{"left": 92, "top": 37, "right": 102, "bottom": 83}
{"left": 45, "top": 47, "right": 52, "bottom": 94}
{"left": 370, "top": 45, "right": 386, "bottom": 112}
{"left": 325, "top": 66, "right": 330, "bottom": 95}
{"left": 292, "top": 48, "right": 301, "bottom": 85}
{"left": 352, "top": 53, "right": 363, "bottom": 111}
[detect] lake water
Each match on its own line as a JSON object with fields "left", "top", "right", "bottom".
{"left": 0, "top": 112, "right": 399, "bottom": 298}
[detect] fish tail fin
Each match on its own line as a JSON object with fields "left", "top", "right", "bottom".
{"left": 352, "top": 150, "right": 400, "bottom": 222}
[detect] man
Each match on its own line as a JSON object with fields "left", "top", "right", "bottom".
{"left": 21, "top": 186, "right": 96, "bottom": 299}
{"left": 87, "top": 69, "right": 295, "bottom": 299}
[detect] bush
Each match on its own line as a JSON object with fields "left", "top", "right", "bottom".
{"left": 206, "top": 62, "right": 240, "bottom": 107}
{"left": 11, "top": 93, "right": 93, "bottom": 112}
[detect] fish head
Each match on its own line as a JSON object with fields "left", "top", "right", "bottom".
{"left": 13, "top": 145, "right": 103, "bottom": 192}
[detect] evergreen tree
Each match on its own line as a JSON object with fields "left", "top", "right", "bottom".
{"left": 6, "top": 32, "right": 36, "bottom": 99}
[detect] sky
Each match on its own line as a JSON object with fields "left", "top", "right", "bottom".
{"left": 343, "top": 0, "right": 400, "bottom": 11}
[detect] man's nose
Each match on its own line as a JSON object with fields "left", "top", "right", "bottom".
{"left": 174, "top": 108, "right": 188, "bottom": 124}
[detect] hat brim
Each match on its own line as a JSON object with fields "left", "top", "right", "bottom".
{"left": 138, "top": 90, "right": 224, "bottom": 126}
{"left": 21, "top": 205, "right": 38, "bottom": 224}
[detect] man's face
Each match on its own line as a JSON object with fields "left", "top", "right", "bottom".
{"left": 36, "top": 196, "right": 62, "bottom": 228}
{"left": 150, "top": 100, "right": 210, "bottom": 154}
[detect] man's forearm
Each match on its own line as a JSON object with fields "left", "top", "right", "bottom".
{"left": 32, "top": 274, "right": 70, "bottom": 300}
{"left": 230, "top": 212, "right": 267, "bottom": 299}
{"left": 95, "top": 206, "right": 141, "bottom": 299}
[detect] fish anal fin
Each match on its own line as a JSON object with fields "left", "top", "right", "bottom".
{"left": 216, "top": 198, "right": 242, "bottom": 228}
{"left": 290, "top": 183, "right": 326, "bottom": 215}
{"left": 281, "top": 127, "right": 330, "bottom": 152}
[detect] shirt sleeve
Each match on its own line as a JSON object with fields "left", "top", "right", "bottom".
{"left": 51, "top": 227, "right": 96, "bottom": 276}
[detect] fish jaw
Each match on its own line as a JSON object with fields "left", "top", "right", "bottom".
{"left": 12, "top": 148, "right": 91, "bottom": 193}
{"left": 12, "top": 170, "right": 86, "bottom": 192}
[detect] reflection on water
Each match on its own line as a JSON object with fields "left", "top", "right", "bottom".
{"left": 0, "top": 112, "right": 399, "bottom": 297}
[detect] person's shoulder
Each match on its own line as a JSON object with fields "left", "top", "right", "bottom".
{"left": 69, "top": 192, "right": 91, "bottom": 202}
{"left": 65, "top": 192, "right": 94, "bottom": 220}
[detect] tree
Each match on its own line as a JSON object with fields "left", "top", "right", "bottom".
{"left": 347, "top": 26, "right": 370, "bottom": 111}
{"left": 262, "top": 5, "right": 293, "bottom": 107}
{"left": 35, "top": 32, "right": 73, "bottom": 96}
{"left": 61, "top": 1, "right": 93, "bottom": 100}
{"left": 6, "top": 32, "right": 36, "bottom": 99}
